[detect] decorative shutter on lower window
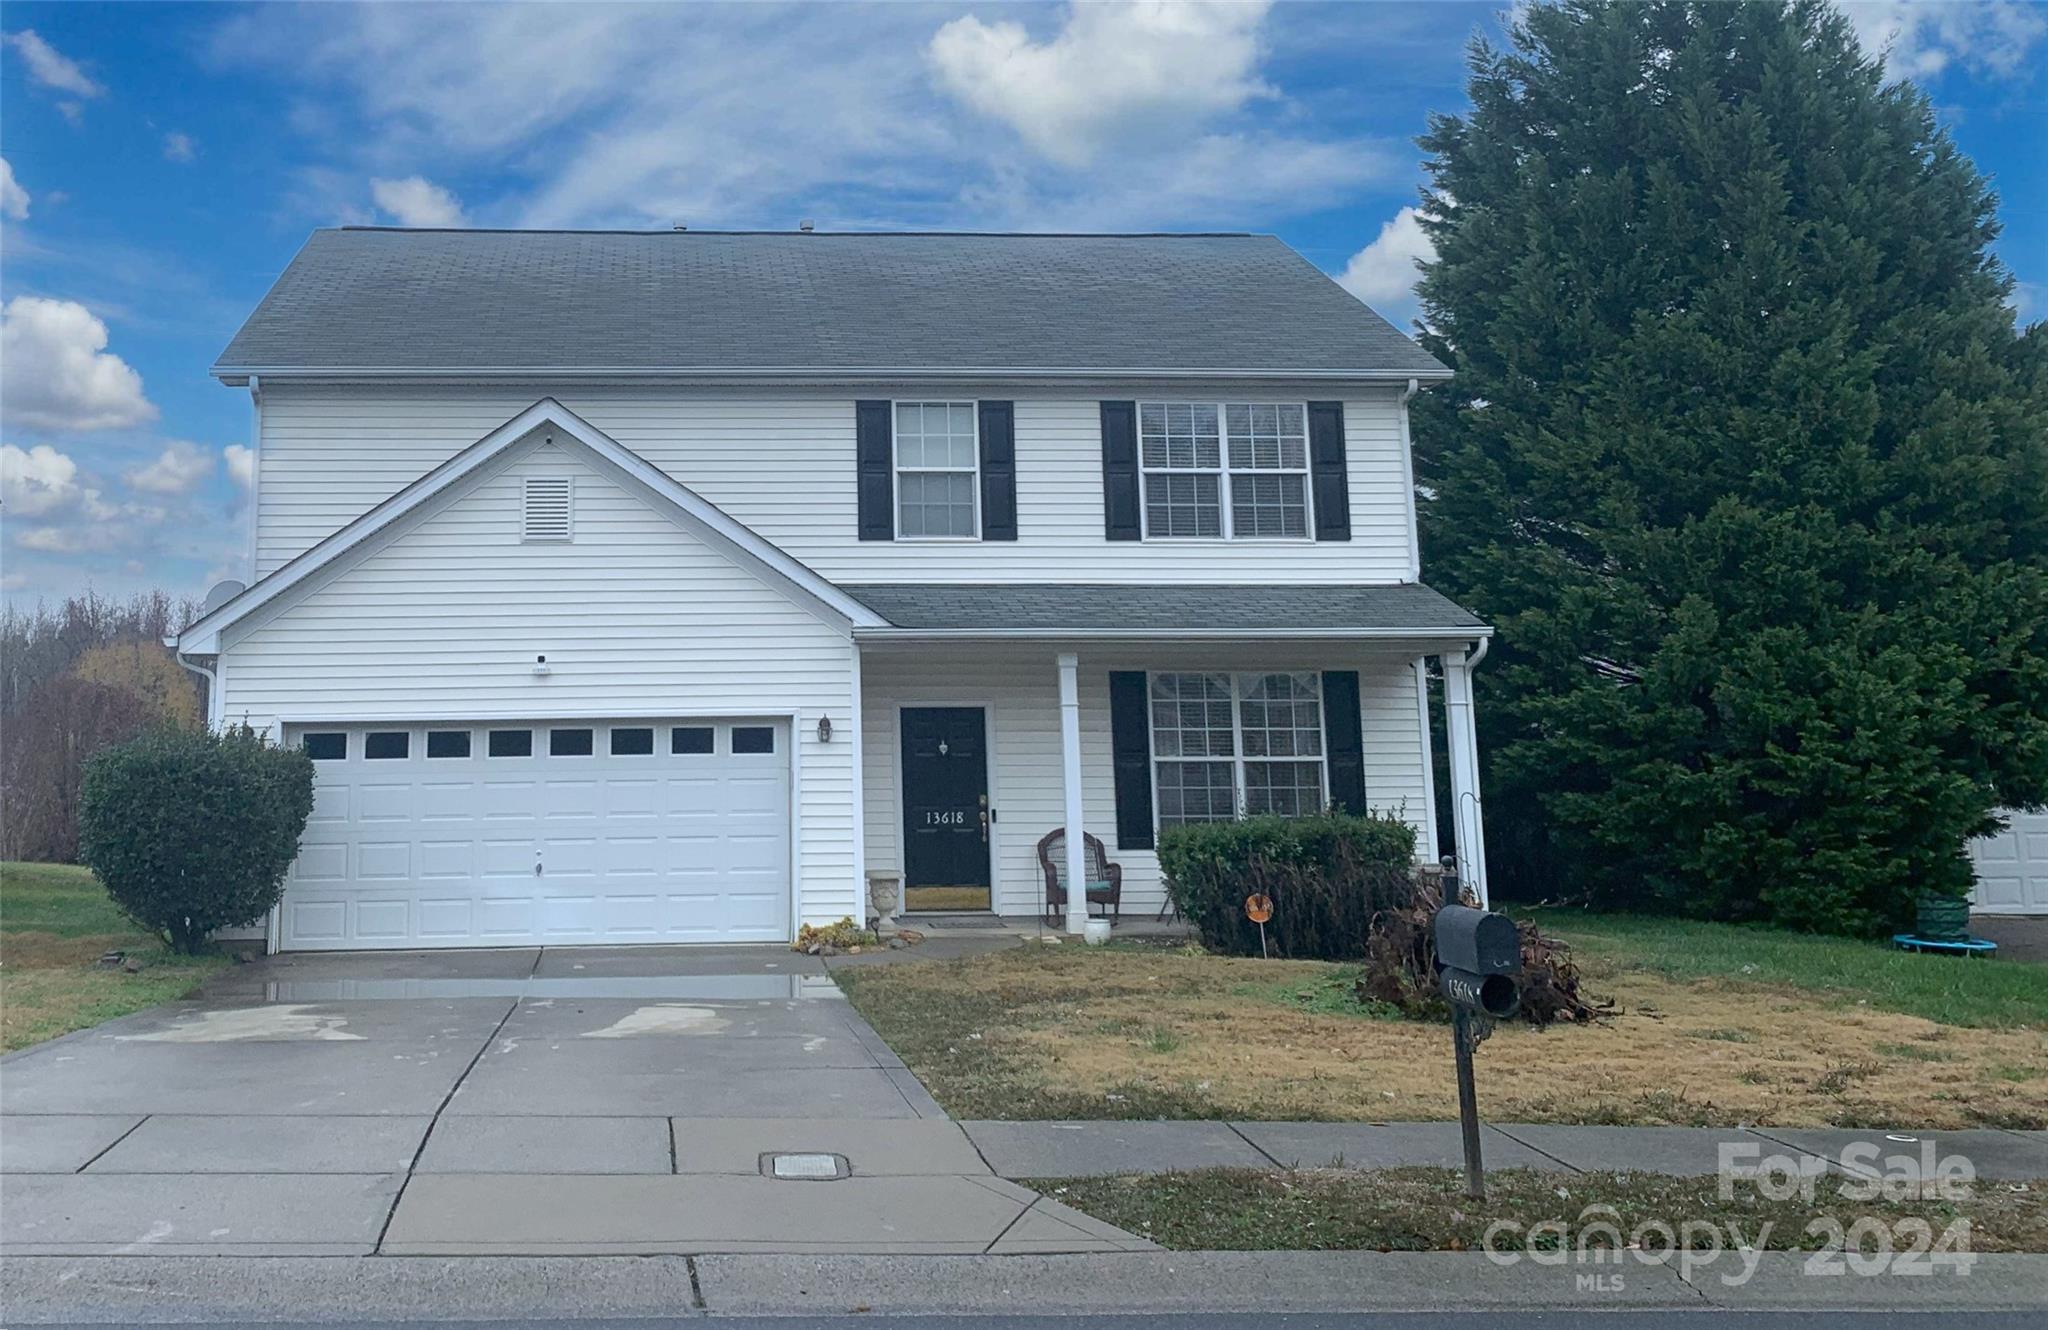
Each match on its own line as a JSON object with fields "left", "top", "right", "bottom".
{"left": 1108, "top": 671, "right": 1155, "bottom": 849}
{"left": 1321, "top": 670, "right": 1367, "bottom": 814}
{"left": 1099, "top": 401, "right": 1141, "bottom": 541}
{"left": 978, "top": 400, "right": 1018, "bottom": 541}
{"left": 1307, "top": 401, "right": 1351, "bottom": 542}
{"left": 856, "top": 400, "right": 894, "bottom": 541}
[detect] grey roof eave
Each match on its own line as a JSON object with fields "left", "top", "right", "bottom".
{"left": 851, "top": 624, "right": 1492, "bottom": 641}
{"left": 212, "top": 364, "right": 1455, "bottom": 385}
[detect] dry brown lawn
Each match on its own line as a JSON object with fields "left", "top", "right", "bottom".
{"left": 837, "top": 940, "right": 2048, "bottom": 1128}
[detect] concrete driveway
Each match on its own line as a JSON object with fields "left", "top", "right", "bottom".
{"left": 0, "top": 946, "right": 1146, "bottom": 1257}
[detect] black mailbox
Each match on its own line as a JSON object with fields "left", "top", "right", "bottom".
{"left": 1442, "top": 967, "right": 1521, "bottom": 1019}
{"left": 1435, "top": 905, "right": 1520, "bottom": 977}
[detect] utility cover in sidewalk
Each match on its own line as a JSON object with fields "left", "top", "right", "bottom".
{"left": 764, "top": 1152, "right": 850, "bottom": 1180}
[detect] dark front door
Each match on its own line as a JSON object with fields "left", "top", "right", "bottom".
{"left": 901, "top": 707, "right": 991, "bottom": 911}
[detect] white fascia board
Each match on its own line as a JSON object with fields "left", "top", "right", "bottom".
{"left": 178, "top": 397, "right": 883, "bottom": 653}
{"left": 850, "top": 626, "right": 1494, "bottom": 642}
{"left": 212, "top": 366, "right": 1456, "bottom": 387}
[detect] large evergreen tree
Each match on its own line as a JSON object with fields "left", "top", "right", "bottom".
{"left": 1412, "top": 0, "right": 2048, "bottom": 933}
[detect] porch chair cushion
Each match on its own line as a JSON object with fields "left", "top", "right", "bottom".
{"left": 1037, "top": 829, "right": 1123, "bottom": 924}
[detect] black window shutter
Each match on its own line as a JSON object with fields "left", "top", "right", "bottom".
{"left": 1322, "top": 670, "right": 1366, "bottom": 814}
{"left": 1307, "top": 401, "right": 1350, "bottom": 542}
{"left": 1100, "top": 401, "right": 1141, "bottom": 541}
{"left": 978, "top": 400, "right": 1017, "bottom": 541}
{"left": 1108, "top": 671, "right": 1155, "bottom": 849}
{"left": 856, "top": 400, "right": 893, "bottom": 541}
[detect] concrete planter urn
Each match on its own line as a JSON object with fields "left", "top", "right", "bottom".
{"left": 867, "top": 870, "right": 903, "bottom": 932}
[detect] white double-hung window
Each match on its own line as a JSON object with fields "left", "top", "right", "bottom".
{"left": 1139, "top": 402, "right": 1311, "bottom": 539}
{"left": 895, "top": 401, "right": 979, "bottom": 538}
{"left": 1149, "top": 672, "right": 1326, "bottom": 826}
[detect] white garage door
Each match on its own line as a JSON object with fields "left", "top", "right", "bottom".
{"left": 280, "top": 719, "right": 791, "bottom": 949}
{"left": 1971, "top": 809, "right": 2048, "bottom": 916}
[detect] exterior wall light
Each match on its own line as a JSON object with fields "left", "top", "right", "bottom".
{"left": 532, "top": 654, "right": 551, "bottom": 678}
{"left": 817, "top": 716, "right": 833, "bottom": 743}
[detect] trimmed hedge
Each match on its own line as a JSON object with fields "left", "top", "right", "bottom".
{"left": 1158, "top": 812, "right": 1418, "bottom": 960}
{"left": 79, "top": 725, "right": 316, "bottom": 954}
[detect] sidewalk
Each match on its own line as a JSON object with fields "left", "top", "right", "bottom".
{"left": 952, "top": 1118, "right": 2048, "bottom": 1180}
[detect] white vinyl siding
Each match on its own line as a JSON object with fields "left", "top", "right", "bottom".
{"left": 220, "top": 438, "right": 861, "bottom": 930}
{"left": 252, "top": 384, "right": 1419, "bottom": 583}
{"left": 861, "top": 644, "right": 1433, "bottom": 918}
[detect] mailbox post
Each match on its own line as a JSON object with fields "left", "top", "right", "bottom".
{"left": 1434, "top": 904, "right": 1522, "bottom": 1200}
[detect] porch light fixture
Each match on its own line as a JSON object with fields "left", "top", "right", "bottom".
{"left": 817, "top": 716, "right": 833, "bottom": 743}
{"left": 532, "top": 654, "right": 551, "bottom": 678}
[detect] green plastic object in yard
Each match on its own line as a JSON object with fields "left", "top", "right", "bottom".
{"left": 1915, "top": 893, "right": 1972, "bottom": 943}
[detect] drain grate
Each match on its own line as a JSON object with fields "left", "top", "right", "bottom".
{"left": 763, "top": 1151, "right": 850, "bottom": 1180}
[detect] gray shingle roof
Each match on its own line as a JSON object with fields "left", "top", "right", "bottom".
{"left": 842, "top": 583, "right": 1485, "bottom": 633}
{"left": 216, "top": 230, "right": 1447, "bottom": 379}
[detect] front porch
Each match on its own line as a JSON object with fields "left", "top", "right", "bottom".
{"left": 850, "top": 610, "right": 1493, "bottom": 934}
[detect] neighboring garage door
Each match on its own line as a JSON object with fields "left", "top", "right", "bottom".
{"left": 1971, "top": 809, "right": 2048, "bottom": 916}
{"left": 280, "top": 719, "right": 791, "bottom": 949}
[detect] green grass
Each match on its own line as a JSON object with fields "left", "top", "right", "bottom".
{"left": 1, "top": 861, "right": 228, "bottom": 1052}
{"left": 1524, "top": 908, "right": 2048, "bottom": 1029}
{"left": 1037, "top": 1167, "right": 2048, "bottom": 1252}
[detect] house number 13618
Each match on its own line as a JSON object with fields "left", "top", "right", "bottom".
{"left": 926, "top": 811, "right": 967, "bottom": 826}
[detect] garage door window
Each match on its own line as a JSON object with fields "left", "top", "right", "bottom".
{"left": 365, "top": 732, "right": 410, "bottom": 760}
{"left": 732, "top": 726, "right": 775, "bottom": 754}
{"left": 550, "top": 728, "right": 595, "bottom": 757}
{"left": 610, "top": 727, "right": 654, "bottom": 756}
{"left": 672, "top": 726, "right": 714, "bottom": 754}
{"left": 303, "top": 732, "right": 346, "bottom": 761}
{"left": 426, "top": 730, "right": 471, "bottom": 759}
{"left": 488, "top": 729, "right": 533, "bottom": 757}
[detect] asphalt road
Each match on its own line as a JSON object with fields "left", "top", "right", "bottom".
{"left": 34, "top": 1315, "right": 2048, "bottom": 1329}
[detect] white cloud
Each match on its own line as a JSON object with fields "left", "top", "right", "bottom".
{"left": 4, "top": 29, "right": 105, "bottom": 99}
{"left": 1338, "top": 206, "right": 1436, "bottom": 325}
{"left": 929, "top": 1, "right": 1272, "bottom": 166}
{"left": 1, "top": 442, "right": 81, "bottom": 517}
{"left": 0, "top": 296, "right": 157, "bottom": 432}
{"left": 209, "top": 3, "right": 1394, "bottom": 234}
{"left": 223, "top": 444, "right": 255, "bottom": 489}
{"left": 2013, "top": 281, "right": 2043, "bottom": 325}
{"left": 371, "top": 175, "right": 465, "bottom": 227}
{"left": 1841, "top": 0, "right": 2047, "bottom": 80}
{"left": 163, "top": 131, "right": 197, "bottom": 163}
{"left": 125, "top": 441, "right": 215, "bottom": 495}
{"left": 0, "top": 157, "right": 27, "bottom": 220}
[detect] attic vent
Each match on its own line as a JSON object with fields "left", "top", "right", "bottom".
{"left": 523, "top": 477, "right": 573, "bottom": 541}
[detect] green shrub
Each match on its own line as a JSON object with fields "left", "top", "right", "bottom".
{"left": 1158, "top": 812, "right": 1418, "bottom": 960}
{"left": 79, "top": 725, "right": 316, "bottom": 954}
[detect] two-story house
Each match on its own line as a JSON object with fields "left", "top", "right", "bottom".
{"left": 174, "top": 228, "right": 1493, "bottom": 951}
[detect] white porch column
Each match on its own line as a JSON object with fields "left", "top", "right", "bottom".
{"left": 1442, "top": 646, "right": 1490, "bottom": 908}
{"left": 848, "top": 639, "right": 866, "bottom": 916}
{"left": 1057, "top": 651, "right": 1088, "bottom": 935}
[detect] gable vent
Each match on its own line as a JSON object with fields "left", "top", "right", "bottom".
{"left": 522, "top": 477, "right": 573, "bottom": 541}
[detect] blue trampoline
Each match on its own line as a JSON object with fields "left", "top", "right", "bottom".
{"left": 1891, "top": 933, "right": 1999, "bottom": 957}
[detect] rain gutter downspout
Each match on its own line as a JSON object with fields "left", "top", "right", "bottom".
{"left": 1396, "top": 376, "right": 1422, "bottom": 581}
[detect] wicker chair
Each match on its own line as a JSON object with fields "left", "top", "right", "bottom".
{"left": 1037, "top": 829, "right": 1123, "bottom": 926}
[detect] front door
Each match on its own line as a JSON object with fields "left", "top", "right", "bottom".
{"left": 901, "top": 707, "right": 991, "bottom": 912}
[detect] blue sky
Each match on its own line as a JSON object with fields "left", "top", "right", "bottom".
{"left": 2, "top": 1, "right": 2042, "bottom": 607}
